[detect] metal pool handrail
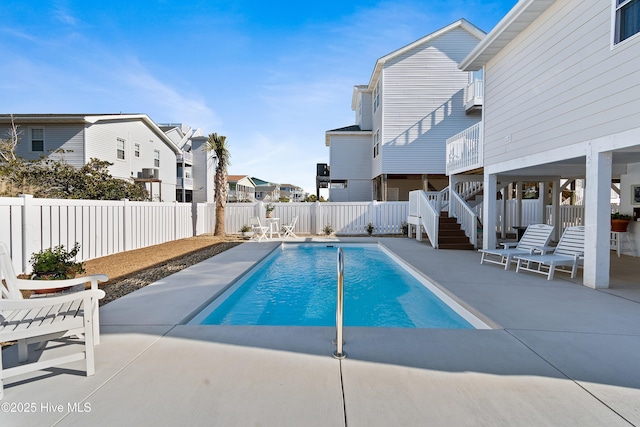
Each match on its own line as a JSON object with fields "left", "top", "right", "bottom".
{"left": 333, "top": 247, "right": 346, "bottom": 359}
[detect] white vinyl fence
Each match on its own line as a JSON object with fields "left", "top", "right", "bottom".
{"left": 225, "top": 201, "right": 408, "bottom": 236}
{"left": 0, "top": 195, "right": 215, "bottom": 274}
{"left": 1, "top": 197, "right": 409, "bottom": 274}
{"left": 0, "top": 194, "right": 592, "bottom": 275}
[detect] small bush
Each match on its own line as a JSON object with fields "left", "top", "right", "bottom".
{"left": 323, "top": 224, "right": 334, "bottom": 235}
{"left": 30, "top": 243, "right": 85, "bottom": 280}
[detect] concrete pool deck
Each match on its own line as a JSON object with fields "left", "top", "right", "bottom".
{"left": 2, "top": 237, "right": 640, "bottom": 426}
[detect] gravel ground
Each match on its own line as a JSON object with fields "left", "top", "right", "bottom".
{"left": 97, "top": 241, "right": 242, "bottom": 306}
{"left": 79, "top": 235, "right": 244, "bottom": 306}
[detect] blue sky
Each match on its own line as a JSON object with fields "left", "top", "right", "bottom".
{"left": 0, "top": 0, "right": 516, "bottom": 194}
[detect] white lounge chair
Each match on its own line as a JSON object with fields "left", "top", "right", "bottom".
{"left": 515, "top": 226, "right": 585, "bottom": 280}
{"left": 479, "top": 224, "right": 555, "bottom": 270}
{"left": 249, "top": 217, "right": 269, "bottom": 242}
{"left": 282, "top": 216, "right": 298, "bottom": 239}
{"left": 0, "top": 243, "right": 106, "bottom": 398}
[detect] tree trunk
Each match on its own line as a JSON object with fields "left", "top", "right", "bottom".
{"left": 214, "top": 204, "right": 226, "bottom": 236}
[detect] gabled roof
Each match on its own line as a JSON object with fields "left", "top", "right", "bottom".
{"left": 325, "top": 125, "right": 372, "bottom": 146}
{"left": 0, "top": 113, "right": 181, "bottom": 154}
{"left": 368, "top": 19, "right": 485, "bottom": 88}
{"left": 328, "top": 125, "right": 362, "bottom": 132}
{"left": 227, "top": 175, "right": 256, "bottom": 187}
{"left": 460, "top": 0, "right": 556, "bottom": 71}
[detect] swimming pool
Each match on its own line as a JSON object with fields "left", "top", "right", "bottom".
{"left": 189, "top": 244, "right": 490, "bottom": 329}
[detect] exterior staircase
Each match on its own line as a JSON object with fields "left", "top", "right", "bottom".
{"left": 438, "top": 212, "right": 475, "bottom": 250}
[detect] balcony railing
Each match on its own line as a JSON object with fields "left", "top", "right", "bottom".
{"left": 177, "top": 151, "right": 193, "bottom": 164}
{"left": 177, "top": 177, "right": 193, "bottom": 189}
{"left": 465, "top": 80, "right": 483, "bottom": 112}
{"left": 446, "top": 121, "right": 483, "bottom": 175}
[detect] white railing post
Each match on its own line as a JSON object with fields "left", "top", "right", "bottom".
{"left": 19, "top": 194, "right": 34, "bottom": 274}
{"left": 122, "top": 199, "right": 131, "bottom": 252}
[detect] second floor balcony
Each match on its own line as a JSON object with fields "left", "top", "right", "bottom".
{"left": 446, "top": 121, "right": 483, "bottom": 175}
{"left": 465, "top": 79, "right": 483, "bottom": 113}
{"left": 177, "top": 177, "right": 194, "bottom": 190}
{"left": 177, "top": 151, "right": 193, "bottom": 164}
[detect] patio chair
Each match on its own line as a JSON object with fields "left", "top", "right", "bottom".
{"left": 479, "top": 224, "right": 555, "bottom": 270}
{"left": 282, "top": 216, "right": 298, "bottom": 239}
{"left": 0, "top": 242, "right": 108, "bottom": 346}
{"left": 515, "top": 226, "right": 585, "bottom": 280}
{"left": 249, "top": 217, "right": 269, "bottom": 242}
{"left": 0, "top": 243, "right": 106, "bottom": 398}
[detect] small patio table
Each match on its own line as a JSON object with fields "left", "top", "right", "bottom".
{"left": 265, "top": 217, "right": 281, "bottom": 239}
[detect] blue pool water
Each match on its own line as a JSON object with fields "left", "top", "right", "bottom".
{"left": 191, "top": 244, "right": 487, "bottom": 328}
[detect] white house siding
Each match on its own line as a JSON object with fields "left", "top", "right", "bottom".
{"left": 382, "top": 28, "right": 482, "bottom": 174}
{"left": 85, "top": 120, "right": 178, "bottom": 201}
{"left": 330, "top": 180, "right": 372, "bottom": 202}
{"left": 190, "top": 136, "right": 214, "bottom": 203}
{"left": 372, "top": 77, "right": 384, "bottom": 179}
{"left": 483, "top": 0, "right": 640, "bottom": 168}
{"left": 7, "top": 123, "right": 85, "bottom": 166}
{"left": 329, "top": 134, "right": 373, "bottom": 201}
{"left": 359, "top": 92, "right": 373, "bottom": 131}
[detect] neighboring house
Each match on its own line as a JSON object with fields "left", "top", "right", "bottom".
{"left": 252, "top": 177, "right": 280, "bottom": 201}
{"left": 227, "top": 175, "right": 256, "bottom": 202}
{"left": 325, "top": 19, "right": 485, "bottom": 202}
{"left": 280, "top": 184, "right": 306, "bottom": 202}
{"left": 0, "top": 114, "right": 181, "bottom": 201}
{"left": 453, "top": 0, "right": 640, "bottom": 288}
{"left": 160, "top": 123, "right": 213, "bottom": 203}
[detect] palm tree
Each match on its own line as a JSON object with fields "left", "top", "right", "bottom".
{"left": 203, "top": 133, "right": 230, "bottom": 236}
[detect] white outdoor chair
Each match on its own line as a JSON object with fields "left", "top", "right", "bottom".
{"left": 479, "top": 224, "right": 555, "bottom": 270}
{"left": 282, "top": 216, "right": 298, "bottom": 239}
{"left": 249, "top": 217, "right": 269, "bottom": 242}
{"left": 0, "top": 243, "right": 106, "bottom": 398}
{"left": 515, "top": 226, "right": 585, "bottom": 280}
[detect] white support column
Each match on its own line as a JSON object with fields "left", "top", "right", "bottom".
{"left": 551, "top": 179, "right": 560, "bottom": 241}
{"left": 500, "top": 187, "right": 507, "bottom": 239}
{"left": 516, "top": 181, "right": 523, "bottom": 227}
{"left": 483, "top": 173, "right": 497, "bottom": 250}
{"left": 448, "top": 175, "right": 457, "bottom": 218}
{"left": 583, "top": 150, "right": 612, "bottom": 289}
{"left": 539, "top": 182, "right": 546, "bottom": 225}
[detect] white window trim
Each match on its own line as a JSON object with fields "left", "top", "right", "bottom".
{"left": 29, "top": 127, "right": 45, "bottom": 153}
{"left": 154, "top": 149, "right": 160, "bottom": 167}
{"left": 134, "top": 143, "right": 140, "bottom": 158}
{"left": 116, "top": 137, "right": 126, "bottom": 161}
{"left": 373, "top": 129, "right": 380, "bottom": 158}
{"left": 611, "top": 0, "right": 640, "bottom": 48}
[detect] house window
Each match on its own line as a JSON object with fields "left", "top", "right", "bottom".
{"left": 134, "top": 143, "right": 140, "bottom": 158}
{"left": 373, "top": 130, "right": 380, "bottom": 158}
{"left": 116, "top": 138, "right": 126, "bottom": 160}
{"left": 373, "top": 81, "right": 380, "bottom": 112}
{"left": 154, "top": 149, "right": 160, "bottom": 167}
{"left": 330, "top": 180, "right": 348, "bottom": 189}
{"left": 30, "top": 128, "right": 44, "bottom": 152}
{"left": 614, "top": 0, "right": 640, "bottom": 44}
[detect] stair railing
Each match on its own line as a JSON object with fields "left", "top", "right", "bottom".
{"left": 415, "top": 190, "right": 440, "bottom": 249}
{"left": 449, "top": 191, "right": 478, "bottom": 248}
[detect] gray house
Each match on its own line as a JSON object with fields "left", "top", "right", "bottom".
{"left": 0, "top": 114, "right": 182, "bottom": 201}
